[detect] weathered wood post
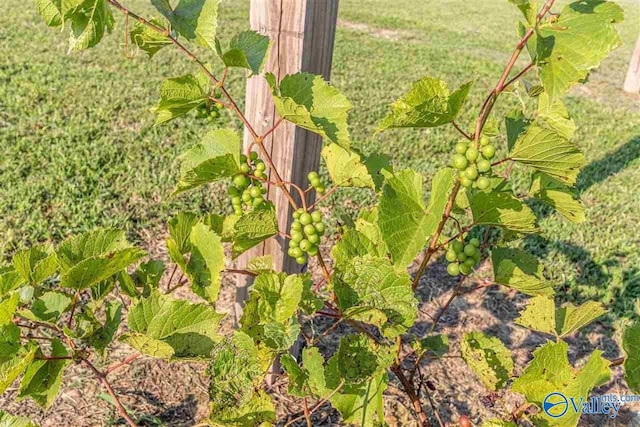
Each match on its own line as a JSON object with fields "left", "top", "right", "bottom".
{"left": 623, "top": 34, "right": 640, "bottom": 94}
{"left": 235, "top": 0, "right": 340, "bottom": 320}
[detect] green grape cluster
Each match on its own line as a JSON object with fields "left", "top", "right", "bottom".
{"left": 196, "top": 88, "right": 224, "bottom": 122}
{"left": 451, "top": 135, "right": 496, "bottom": 190}
{"left": 287, "top": 209, "right": 325, "bottom": 265}
{"left": 307, "top": 171, "right": 326, "bottom": 194}
{"left": 228, "top": 152, "right": 268, "bottom": 215}
{"left": 445, "top": 237, "right": 481, "bottom": 276}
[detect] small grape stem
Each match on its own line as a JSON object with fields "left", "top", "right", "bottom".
{"left": 83, "top": 359, "right": 138, "bottom": 427}
{"left": 390, "top": 365, "right": 431, "bottom": 426}
{"left": 261, "top": 117, "right": 284, "bottom": 140}
{"left": 309, "top": 185, "right": 340, "bottom": 210}
{"left": 284, "top": 380, "right": 346, "bottom": 427}
{"left": 104, "top": 352, "right": 141, "bottom": 376}
{"left": 316, "top": 252, "right": 331, "bottom": 282}
{"left": 491, "top": 157, "right": 512, "bottom": 167}
{"left": 452, "top": 121, "right": 472, "bottom": 140}
{"left": 67, "top": 291, "right": 81, "bottom": 328}
{"left": 303, "top": 397, "right": 312, "bottom": 427}
{"left": 35, "top": 355, "right": 73, "bottom": 360}
{"left": 225, "top": 268, "right": 258, "bottom": 277}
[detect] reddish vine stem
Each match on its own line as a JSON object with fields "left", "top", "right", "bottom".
{"left": 303, "top": 397, "right": 312, "bottom": 427}
{"left": 35, "top": 355, "right": 73, "bottom": 360}
{"left": 284, "top": 380, "right": 345, "bottom": 427}
{"left": 391, "top": 365, "right": 431, "bottom": 426}
{"left": 309, "top": 185, "right": 339, "bottom": 209}
{"left": 452, "top": 121, "right": 472, "bottom": 140}
{"left": 225, "top": 268, "right": 258, "bottom": 277}
{"left": 67, "top": 291, "right": 80, "bottom": 328}
{"left": 83, "top": 359, "right": 137, "bottom": 427}
{"left": 104, "top": 352, "right": 141, "bottom": 376}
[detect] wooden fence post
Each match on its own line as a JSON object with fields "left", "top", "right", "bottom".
{"left": 624, "top": 34, "right": 640, "bottom": 94}
{"left": 235, "top": 0, "right": 340, "bottom": 321}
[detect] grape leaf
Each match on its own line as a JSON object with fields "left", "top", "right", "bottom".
{"left": 509, "top": 123, "right": 585, "bottom": 185}
{"left": 535, "top": 0, "right": 623, "bottom": 101}
{"left": 59, "top": 248, "right": 145, "bottom": 291}
{"left": 460, "top": 332, "right": 513, "bottom": 391}
{"left": 322, "top": 144, "right": 375, "bottom": 189}
{"left": 516, "top": 295, "right": 606, "bottom": 337}
{"left": 331, "top": 228, "right": 382, "bottom": 271}
{"left": 18, "top": 292, "right": 71, "bottom": 323}
{"left": 174, "top": 129, "right": 241, "bottom": 194}
{"left": 0, "top": 271, "right": 24, "bottom": 297}
{"left": 538, "top": 93, "right": 575, "bottom": 140}
{"left": 12, "top": 246, "right": 56, "bottom": 285}
{"left": 231, "top": 203, "right": 279, "bottom": 258}
{"left": 130, "top": 19, "right": 172, "bottom": 58}
{"left": 84, "top": 300, "right": 122, "bottom": 356}
{"left": 17, "top": 339, "right": 71, "bottom": 409}
{"left": 281, "top": 347, "right": 327, "bottom": 397}
{"left": 0, "top": 294, "right": 20, "bottom": 325}
{"left": 0, "top": 411, "right": 38, "bottom": 427}
{"left": 0, "top": 324, "right": 21, "bottom": 361}
{"left": 509, "top": 0, "right": 537, "bottom": 25}
{"left": 377, "top": 76, "right": 472, "bottom": 131}
{"left": 152, "top": 73, "right": 210, "bottom": 125}
{"left": 0, "top": 343, "right": 37, "bottom": 395}
{"left": 186, "top": 222, "right": 225, "bottom": 303}
{"left": 151, "top": 0, "right": 220, "bottom": 51}
{"left": 491, "top": 247, "right": 554, "bottom": 296}
{"left": 415, "top": 334, "right": 450, "bottom": 358}
{"left": 529, "top": 172, "right": 585, "bottom": 223}
{"left": 168, "top": 212, "right": 200, "bottom": 255}
{"left": 122, "top": 292, "right": 224, "bottom": 359}
{"left": 469, "top": 190, "right": 537, "bottom": 233}
{"left": 505, "top": 109, "right": 531, "bottom": 151}
{"left": 266, "top": 72, "right": 352, "bottom": 148}
{"left": 246, "top": 255, "right": 273, "bottom": 274}
{"left": 335, "top": 255, "right": 417, "bottom": 338}
{"left": 622, "top": 323, "right": 640, "bottom": 394}
{"left": 216, "top": 30, "right": 271, "bottom": 75}
{"left": 67, "top": 0, "right": 114, "bottom": 52}
{"left": 481, "top": 420, "right": 517, "bottom": 427}
{"left": 512, "top": 340, "right": 610, "bottom": 426}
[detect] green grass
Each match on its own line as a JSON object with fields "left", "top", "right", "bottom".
{"left": 1, "top": 0, "right": 639, "bottom": 316}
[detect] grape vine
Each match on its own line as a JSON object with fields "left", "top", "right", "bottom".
{"left": 0, "top": 1, "right": 637, "bottom": 427}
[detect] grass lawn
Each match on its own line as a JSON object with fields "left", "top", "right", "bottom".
{"left": 1, "top": 0, "right": 639, "bottom": 317}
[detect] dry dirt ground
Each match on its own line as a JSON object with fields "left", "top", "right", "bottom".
{"left": 1, "top": 234, "right": 639, "bottom": 427}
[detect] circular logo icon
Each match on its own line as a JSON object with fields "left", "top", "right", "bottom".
{"left": 543, "top": 392, "right": 569, "bottom": 418}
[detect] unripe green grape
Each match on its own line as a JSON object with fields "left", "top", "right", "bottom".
{"left": 231, "top": 196, "right": 241, "bottom": 205}
{"left": 300, "top": 239, "right": 311, "bottom": 251}
{"left": 300, "top": 213, "right": 312, "bottom": 225}
{"left": 291, "top": 221, "right": 302, "bottom": 231}
{"left": 447, "top": 263, "right": 460, "bottom": 276}
{"left": 460, "top": 176, "right": 473, "bottom": 188}
{"left": 261, "top": 186, "right": 267, "bottom": 194}
{"left": 464, "top": 257, "right": 476, "bottom": 268}
{"left": 308, "top": 171, "right": 319, "bottom": 181}
{"left": 477, "top": 159, "right": 491, "bottom": 173}
{"left": 240, "top": 163, "right": 251, "bottom": 174}
{"left": 455, "top": 142, "right": 468, "bottom": 154}
{"left": 213, "top": 88, "right": 223, "bottom": 98}
{"left": 311, "top": 211, "right": 322, "bottom": 223}
{"left": 470, "top": 238, "right": 481, "bottom": 248}
{"left": 287, "top": 248, "right": 297, "bottom": 258}
{"left": 296, "top": 256, "right": 307, "bottom": 265}
{"left": 250, "top": 151, "right": 258, "bottom": 161}
{"left": 314, "top": 222, "right": 325, "bottom": 234}
{"left": 228, "top": 186, "right": 239, "bottom": 197}
{"left": 446, "top": 249, "right": 458, "bottom": 262}
{"left": 256, "top": 161, "right": 266, "bottom": 171}
{"left": 215, "top": 102, "right": 224, "bottom": 110}
{"left": 291, "top": 231, "right": 303, "bottom": 242}
{"left": 310, "top": 177, "right": 321, "bottom": 188}
{"left": 233, "top": 174, "right": 248, "bottom": 188}
{"left": 457, "top": 252, "right": 468, "bottom": 262}
{"left": 234, "top": 208, "right": 242, "bottom": 216}
{"left": 292, "top": 210, "right": 301, "bottom": 219}
{"left": 303, "top": 224, "right": 316, "bottom": 236}
{"left": 254, "top": 169, "right": 264, "bottom": 178}
{"left": 252, "top": 198, "right": 264, "bottom": 207}
{"left": 316, "top": 184, "right": 326, "bottom": 194}
{"left": 307, "top": 246, "right": 318, "bottom": 256}
{"left": 452, "top": 154, "right": 468, "bottom": 170}
{"left": 250, "top": 187, "right": 262, "bottom": 198}
{"left": 242, "top": 191, "right": 252, "bottom": 202}
{"left": 463, "top": 244, "right": 477, "bottom": 257}
{"left": 452, "top": 240, "right": 464, "bottom": 253}
{"left": 481, "top": 145, "right": 495, "bottom": 159}
{"left": 240, "top": 154, "right": 247, "bottom": 164}
{"left": 209, "top": 109, "right": 220, "bottom": 119}
{"left": 291, "top": 247, "right": 303, "bottom": 258}
{"left": 459, "top": 263, "right": 472, "bottom": 275}
{"left": 465, "top": 147, "right": 479, "bottom": 162}
{"left": 307, "top": 234, "right": 319, "bottom": 244}
{"left": 480, "top": 135, "right": 490, "bottom": 146}
{"left": 465, "top": 166, "right": 478, "bottom": 180}
{"left": 473, "top": 251, "right": 481, "bottom": 261}
{"left": 477, "top": 177, "right": 490, "bottom": 190}
{"left": 289, "top": 239, "right": 299, "bottom": 248}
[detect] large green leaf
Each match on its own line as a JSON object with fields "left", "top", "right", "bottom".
{"left": 151, "top": 0, "right": 220, "bottom": 51}
{"left": 377, "top": 76, "right": 472, "bottom": 131}
{"left": 59, "top": 248, "right": 145, "bottom": 291}
{"left": 56, "top": 229, "right": 130, "bottom": 271}
{"left": 491, "top": 247, "right": 554, "bottom": 296}
{"left": 0, "top": 271, "right": 24, "bottom": 297}
{"left": 512, "top": 340, "right": 611, "bottom": 426}
{"left": 535, "top": 0, "right": 623, "bottom": 101}
{"left": 174, "top": 129, "right": 241, "bottom": 194}
{"left": 622, "top": 323, "right": 640, "bottom": 394}
{"left": 152, "top": 73, "right": 210, "bottom": 125}
{"left": 0, "top": 343, "right": 37, "bottom": 395}
{"left": 282, "top": 347, "right": 328, "bottom": 397}
{"left": 186, "top": 223, "right": 225, "bottom": 303}
{"left": 335, "top": 255, "right": 417, "bottom": 338}
{"left": 516, "top": 295, "right": 606, "bottom": 337}
{"left": 18, "top": 292, "right": 71, "bottom": 323}
{"left": 0, "top": 293, "right": 21, "bottom": 325}
{"left": 509, "top": 0, "right": 537, "bottom": 25}
{"left": 0, "top": 324, "right": 21, "bottom": 361}
{"left": 509, "top": 123, "right": 585, "bottom": 185}
{"left": 216, "top": 30, "right": 271, "bottom": 75}
{"left": 267, "top": 72, "right": 352, "bottom": 148}
{"left": 322, "top": 144, "right": 375, "bottom": 189}
{"left": 18, "top": 339, "right": 71, "bottom": 409}
{"left": 537, "top": 93, "right": 576, "bottom": 140}
{"left": 12, "top": 246, "right": 56, "bottom": 285}
{"left": 67, "top": 0, "right": 114, "bottom": 52}
{"left": 130, "top": 19, "right": 172, "bottom": 58}
{"left": 469, "top": 189, "right": 537, "bottom": 233}
{"left": 231, "top": 204, "right": 279, "bottom": 258}
{"left": 167, "top": 212, "right": 200, "bottom": 255}
{"left": 122, "top": 292, "right": 224, "bottom": 359}
{"left": 0, "top": 411, "right": 38, "bottom": 427}
{"left": 331, "top": 228, "right": 382, "bottom": 271}
{"left": 529, "top": 173, "right": 585, "bottom": 223}
{"left": 460, "top": 332, "right": 513, "bottom": 391}
{"left": 84, "top": 300, "right": 122, "bottom": 356}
